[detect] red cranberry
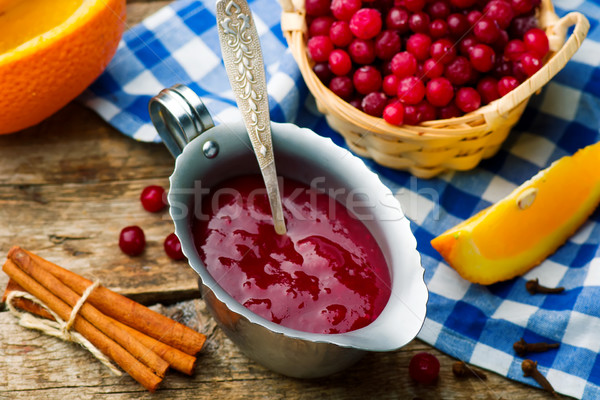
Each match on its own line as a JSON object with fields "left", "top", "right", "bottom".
{"left": 428, "top": 1, "right": 451, "bottom": 19}
{"left": 484, "top": 0, "right": 514, "bottom": 29}
{"left": 509, "top": 14, "right": 538, "bottom": 38}
{"left": 310, "top": 16, "right": 335, "bottom": 37}
{"left": 455, "top": 87, "right": 481, "bottom": 112}
{"left": 306, "top": 0, "right": 332, "bottom": 16}
{"left": 444, "top": 56, "right": 472, "bottom": 85}
{"left": 493, "top": 57, "right": 513, "bottom": 78}
{"left": 329, "top": 48, "right": 353, "bottom": 75}
{"left": 416, "top": 100, "right": 437, "bottom": 122}
{"left": 329, "top": 21, "right": 354, "bottom": 47}
{"left": 426, "top": 77, "right": 454, "bottom": 107}
{"left": 466, "top": 10, "right": 483, "bottom": 26}
{"left": 164, "top": 233, "right": 185, "bottom": 260}
{"left": 422, "top": 58, "right": 444, "bottom": 78}
{"left": 405, "top": 0, "right": 426, "bottom": 12}
{"left": 313, "top": 62, "right": 333, "bottom": 84}
{"left": 469, "top": 43, "right": 495, "bottom": 72}
{"left": 409, "top": 12, "right": 431, "bottom": 34}
{"left": 458, "top": 36, "right": 479, "bottom": 55}
{"left": 495, "top": 29, "right": 509, "bottom": 52}
{"left": 447, "top": 13, "right": 469, "bottom": 37}
{"left": 383, "top": 74, "right": 400, "bottom": 96}
{"left": 383, "top": 101, "right": 405, "bottom": 125}
{"left": 474, "top": 18, "right": 501, "bottom": 44}
{"left": 511, "top": 0, "right": 534, "bottom": 15}
{"left": 523, "top": 28, "right": 549, "bottom": 58}
{"left": 349, "top": 97, "right": 363, "bottom": 109}
{"left": 409, "top": 352, "right": 441, "bottom": 385}
{"left": 375, "top": 30, "right": 402, "bottom": 60}
{"left": 331, "top": 0, "right": 361, "bottom": 20}
{"left": 391, "top": 51, "right": 418, "bottom": 78}
{"left": 361, "top": 92, "right": 388, "bottom": 116}
{"left": 308, "top": 36, "right": 335, "bottom": 63}
{"left": 430, "top": 38, "right": 456, "bottom": 64}
{"left": 381, "top": 60, "right": 393, "bottom": 75}
{"left": 349, "top": 38, "right": 376, "bottom": 64}
{"left": 477, "top": 76, "right": 500, "bottom": 104}
{"left": 329, "top": 76, "right": 355, "bottom": 99}
{"left": 403, "top": 103, "right": 420, "bottom": 124}
{"left": 140, "top": 185, "right": 166, "bottom": 212}
{"left": 353, "top": 66, "right": 383, "bottom": 94}
{"left": 119, "top": 226, "right": 146, "bottom": 256}
{"left": 397, "top": 76, "right": 425, "bottom": 104}
{"left": 386, "top": 7, "right": 410, "bottom": 33}
{"left": 439, "top": 102, "right": 462, "bottom": 118}
{"left": 429, "top": 19, "right": 449, "bottom": 38}
{"left": 350, "top": 8, "right": 382, "bottom": 39}
{"left": 504, "top": 39, "right": 527, "bottom": 61}
{"left": 517, "top": 52, "right": 542, "bottom": 77}
{"left": 498, "top": 75, "right": 519, "bottom": 96}
{"left": 406, "top": 33, "right": 432, "bottom": 61}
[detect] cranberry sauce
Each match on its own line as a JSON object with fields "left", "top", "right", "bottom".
{"left": 192, "top": 175, "right": 391, "bottom": 334}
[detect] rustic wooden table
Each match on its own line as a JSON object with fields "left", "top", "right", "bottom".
{"left": 0, "top": 2, "right": 561, "bottom": 399}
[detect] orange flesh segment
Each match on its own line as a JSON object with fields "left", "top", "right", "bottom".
{"left": 0, "top": 0, "right": 84, "bottom": 54}
{"left": 431, "top": 141, "right": 600, "bottom": 284}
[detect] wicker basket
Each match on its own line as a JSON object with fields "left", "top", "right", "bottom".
{"left": 280, "top": 0, "right": 589, "bottom": 178}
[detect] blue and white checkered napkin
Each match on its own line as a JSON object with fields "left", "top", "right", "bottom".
{"left": 81, "top": 0, "right": 600, "bottom": 398}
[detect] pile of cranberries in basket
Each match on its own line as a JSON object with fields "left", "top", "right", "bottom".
{"left": 305, "top": 0, "right": 550, "bottom": 125}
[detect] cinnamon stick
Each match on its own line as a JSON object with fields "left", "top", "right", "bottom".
{"left": 2, "top": 259, "right": 162, "bottom": 392}
{"left": 10, "top": 247, "right": 205, "bottom": 355}
{"left": 9, "top": 250, "right": 169, "bottom": 378}
{"left": 4, "top": 279, "right": 197, "bottom": 376}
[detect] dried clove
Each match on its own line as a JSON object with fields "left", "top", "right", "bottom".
{"left": 452, "top": 361, "right": 487, "bottom": 380}
{"left": 513, "top": 338, "right": 560, "bottom": 357}
{"left": 522, "top": 359, "right": 560, "bottom": 399}
{"left": 526, "top": 278, "right": 565, "bottom": 295}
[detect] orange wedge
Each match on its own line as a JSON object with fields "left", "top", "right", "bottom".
{"left": 0, "top": 0, "right": 126, "bottom": 134}
{"left": 431, "top": 142, "right": 600, "bottom": 285}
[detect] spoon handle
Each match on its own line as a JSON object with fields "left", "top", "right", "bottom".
{"left": 216, "top": 0, "right": 286, "bottom": 235}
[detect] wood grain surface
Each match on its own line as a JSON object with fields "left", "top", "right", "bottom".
{"left": 0, "top": 1, "right": 562, "bottom": 399}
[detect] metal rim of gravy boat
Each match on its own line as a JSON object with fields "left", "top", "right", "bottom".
{"left": 165, "top": 119, "right": 429, "bottom": 353}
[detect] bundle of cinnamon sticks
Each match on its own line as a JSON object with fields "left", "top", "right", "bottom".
{"left": 2, "top": 246, "right": 206, "bottom": 392}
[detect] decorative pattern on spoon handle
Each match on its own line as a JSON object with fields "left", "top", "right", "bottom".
{"left": 216, "top": 0, "right": 273, "bottom": 169}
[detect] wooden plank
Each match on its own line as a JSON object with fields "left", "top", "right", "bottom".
{"left": 0, "top": 299, "right": 554, "bottom": 400}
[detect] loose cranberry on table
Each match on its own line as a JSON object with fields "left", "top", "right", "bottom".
{"left": 140, "top": 185, "right": 166, "bottom": 213}
{"left": 409, "top": 352, "right": 441, "bottom": 385}
{"left": 119, "top": 226, "right": 146, "bottom": 256}
{"left": 164, "top": 233, "right": 185, "bottom": 261}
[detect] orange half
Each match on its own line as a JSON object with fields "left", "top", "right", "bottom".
{"left": 0, "top": 0, "right": 126, "bottom": 134}
{"left": 431, "top": 141, "right": 600, "bottom": 284}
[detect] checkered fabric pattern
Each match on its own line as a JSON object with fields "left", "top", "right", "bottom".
{"left": 80, "top": 0, "right": 600, "bottom": 398}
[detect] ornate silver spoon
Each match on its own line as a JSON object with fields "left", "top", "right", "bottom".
{"left": 216, "top": 0, "right": 287, "bottom": 235}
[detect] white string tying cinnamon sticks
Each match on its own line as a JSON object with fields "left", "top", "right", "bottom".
{"left": 6, "top": 281, "right": 122, "bottom": 376}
